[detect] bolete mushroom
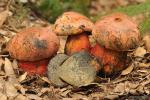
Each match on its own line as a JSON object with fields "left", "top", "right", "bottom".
{"left": 91, "top": 13, "right": 141, "bottom": 75}
{"left": 7, "top": 26, "right": 60, "bottom": 75}
{"left": 54, "top": 11, "right": 93, "bottom": 55}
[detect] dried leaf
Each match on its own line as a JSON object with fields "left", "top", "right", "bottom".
{"left": 12, "top": 59, "right": 18, "bottom": 69}
{"left": 26, "top": 94, "right": 42, "bottom": 100}
{"left": 143, "top": 35, "right": 150, "bottom": 52}
{"left": 14, "top": 84, "right": 26, "bottom": 95}
{"left": 134, "top": 47, "right": 146, "bottom": 57}
{"left": 18, "top": 72, "right": 27, "bottom": 82}
{"left": 113, "top": 83, "right": 125, "bottom": 93}
{"left": 0, "top": 10, "right": 9, "bottom": 27}
{"left": 40, "top": 77, "right": 51, "bottom": 84}
{"left": 15, "top": 94, "right": 28, "bottom": 100}
{"left": 5, "top": 82, "right": 18, "bottom": 97}
{"left": 105, "top": 94, "right": 119, "bottom": 99}
{"left": 0, "top": 92, "right": 7, "bottom": 100}
{"left": 121, "top": 65, "right": 133, "bottom": 75}
{"left": 4, "top": 58, "right": 15, "bottom": 76}
{"left": 138, "top": 62, "right": 150, "bottom": 67}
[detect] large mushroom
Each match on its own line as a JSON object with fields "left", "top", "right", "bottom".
{"left": 7, "top": 26, "right": 60, "bottom": 75}
{"left": 91, "top": 13, "right": 141, "bottom": 75}
{"left": 54, "top": 11, "right": 93, "bottom": 55}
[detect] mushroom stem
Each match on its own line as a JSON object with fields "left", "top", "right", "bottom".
{"left": 65, "top": 32, "right": 90, "bottom": 55}
{"left": 90, "top": 43, "right": 127, "bottom": 75}
{"left": 18, "top": 59, "right": 49, "bottom": 75}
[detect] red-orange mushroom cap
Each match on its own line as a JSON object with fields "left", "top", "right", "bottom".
{"left": 54, "top": 11, "right": 94, "bottom": 36}
{"left": 7, "top": 27, "right": 60, "bottom": 61}
{"left": 92, "top": 13, "right": 141, "bottom": 51}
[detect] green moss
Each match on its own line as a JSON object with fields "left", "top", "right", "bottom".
{"left": 32, "top": 0, "right": 91, "bottom": 23}
{"left": 114, "top": 1, "right": 150, "bottom": 16}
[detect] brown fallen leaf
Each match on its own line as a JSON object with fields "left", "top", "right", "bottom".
{"left": 18, "top": 72, "right": 27, "bottom": 82}
{"left": 14, "top": 84, "right": 26, "bottom": 95}
{"left": 15, "top": 94, "right": 28, "bottom": 100}
{"left": 0, "top": 10, "right": 9, "bottom": 27}
{"left": 143, "top": 35, "right": 150, "bottom": 52}
{"left": 4, "top": 58, "right": 15, "bottom": 76}
{"left": 0, "top": 92, "right": 7, "bottom": 100}
{"left": 121, "top": 64, "right": 133, "bottom": 75}
{"left": 12, "top": 59, "right": 18, "bottom": 69}
{"left": 4, "top": 82, "right": 18, "bottom": 97}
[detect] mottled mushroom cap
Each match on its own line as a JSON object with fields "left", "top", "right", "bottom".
{"left": 7, "top": 27, "right": 60, "bottom": 61}
{"left": 92, "top": 13, "right": 141, "bottom": 51}
{"left": 54, "top": 11, "right": 94, "bottom": 36}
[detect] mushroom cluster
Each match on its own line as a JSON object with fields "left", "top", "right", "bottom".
{"left": 7, "top": 11, "right": 141, "bottom": 87}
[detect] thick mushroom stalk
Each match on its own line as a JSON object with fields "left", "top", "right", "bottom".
{"left": 65, "top": 32, "right": 90, "bottom": 55}
{"left": 18, "top": 59, "right": 49, "bottom": 75}
{"left": 90, "top": 43, "right": 127, "bottom": 75}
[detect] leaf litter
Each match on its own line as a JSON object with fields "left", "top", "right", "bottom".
{"left": 0, "top": 0, "right": 149, "bottom": 100}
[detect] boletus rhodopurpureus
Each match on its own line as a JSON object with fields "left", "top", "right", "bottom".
{"left": 54, "top": 11, "right": 93, "bottom": 55}
{"left": 91, "top": 13, "right": 141, "bottom": 75}
{"left": 7, "top": 26, "right": 60, "bottom": 75}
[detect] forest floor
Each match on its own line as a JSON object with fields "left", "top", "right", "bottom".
{"left": 0, "top": 0, "right": 149, "bottom": 100}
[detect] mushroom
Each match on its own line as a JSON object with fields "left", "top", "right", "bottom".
{"left": 7, "top": 26, "right": 60, "bottom": 75}
{"left": 65, "top": 32, "right": 90, "bottom": 55}
{"left": 91, "top": 13, "right": 141, "bottom": 75}
{"left": 54, "top": 11, "right": 93, "bottom": 55}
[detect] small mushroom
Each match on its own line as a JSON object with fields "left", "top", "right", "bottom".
{"left": 58, "top": 51, "right": 100, "bottom": 87}
{"left": 7, "top": 26, "right": 60, "bottom": 61}
{"left": 54, "top": 11, "right": 93, "bottom": 55}
{"left": 92, "top": 13, "right": 141, "bottom": 51}
{"left": 18, "top": 59, "right": 49, "bottom": 75}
